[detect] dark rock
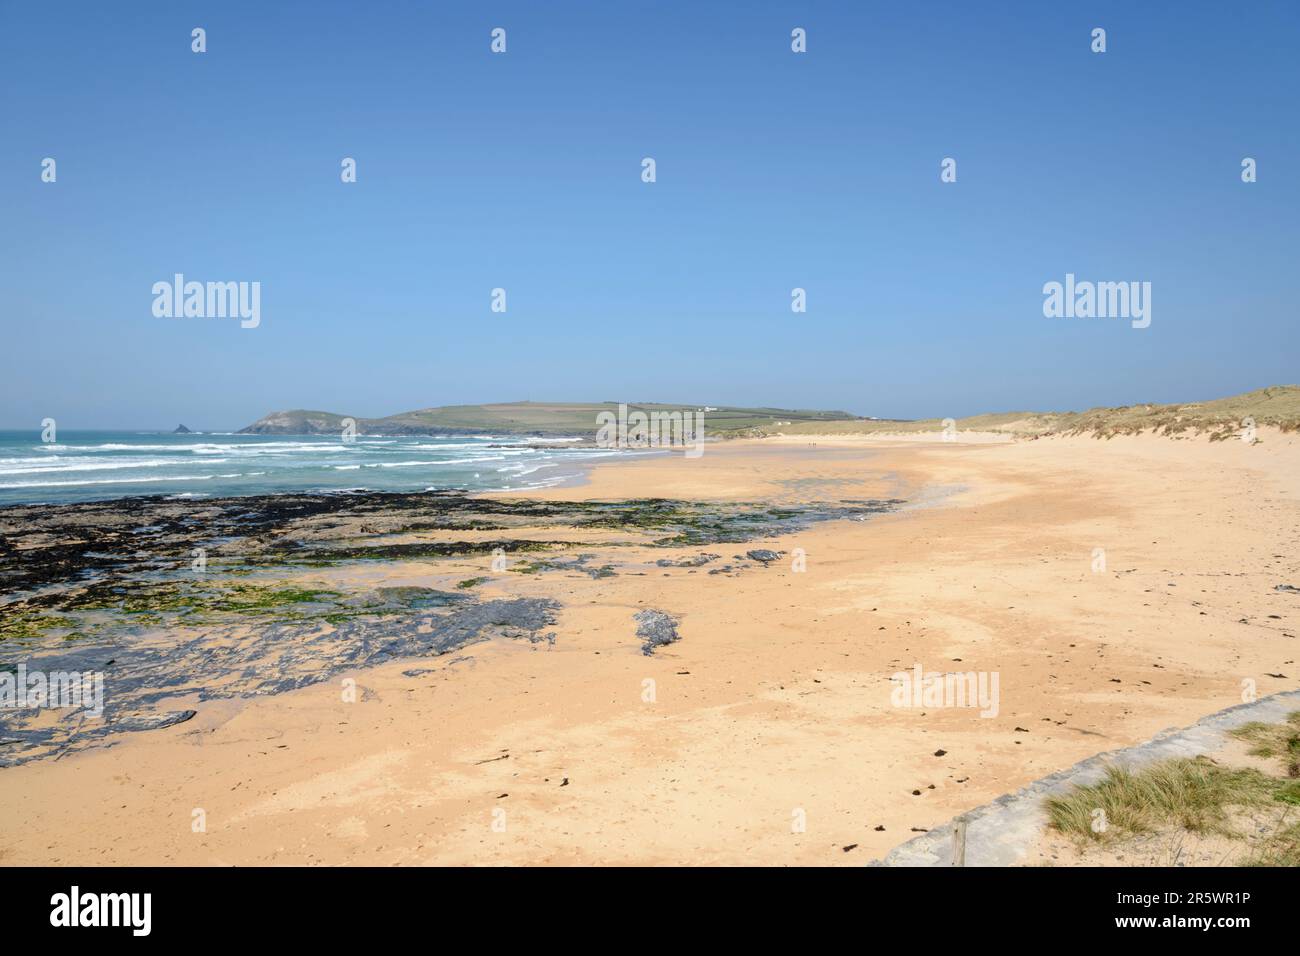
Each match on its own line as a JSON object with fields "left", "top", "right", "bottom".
{"left": 0, "top": 490, "right": 904, "bottom": 595}
{"left": 0, "top": 489, "right": 911, "bottom": 765}
{"left": 655, "top": 553, "right": 720, "bottom": 568}
{"left": 348, "top": 587, "right": 468, "bottom": 611}
{"left": 112, "top": 710, "right": 197, "bottom": 732}
{"left": 0, "top": 597, "right": 558, "bottom": 767}
{"left": 635, "top": 609, "right": 680, "bottom": 655}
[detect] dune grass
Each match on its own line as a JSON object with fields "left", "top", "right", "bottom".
{"left": 762, "top": 385, "right": 1300, "bottom": 439}
{"left": 1046, "top": 713, "right": 1300, "bottom": 865}
{"left": 1243, "top": 820, "right": 1300, "bottom": 867}
{"left": 1229, "top": 710, "right": 1300, "bottom": 778}
{"left": 1045, "top": 757, "right": 1280, "bottom": 841}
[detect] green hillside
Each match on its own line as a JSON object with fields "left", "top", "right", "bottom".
{"left": 238, "top": 401, "right": 861, "bottom": 437}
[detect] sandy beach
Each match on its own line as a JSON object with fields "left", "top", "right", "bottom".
{"left": 1, "top": 431, "right": 1297, "bottom": 866}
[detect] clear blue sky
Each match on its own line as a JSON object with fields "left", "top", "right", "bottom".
{"left": 2, "top": 1, "right": 1296, "bottom": 429}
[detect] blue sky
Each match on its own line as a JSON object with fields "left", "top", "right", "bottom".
{"left": 2, "top": 1, "right": 1296, "bottom": 429}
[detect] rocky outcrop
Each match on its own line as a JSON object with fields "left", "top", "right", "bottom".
{"left": 237, "top": 409, "right": 357, "bottom": 435}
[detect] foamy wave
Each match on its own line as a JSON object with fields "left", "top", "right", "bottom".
{"left": 68, "top": 441, "right": 354, "bottom": 454}
{"left": 496, "top": 463, "right": 558, "bottom": 476}
{"left": 0, "top": 433, "right": 630, "bottom": 503}
{"left": 442, "top": 455, "right": 509, "bottom": 465}
{"left": 400, "top": 442, "right": 506, "bottom": 451}
{"left": 0, "top": 474, "right": 220, "bottom": 489}
{"left": 0, "top": 458, "right": 227, "bottom": 476}
{"left": 376, "top": 459, "right": 464, "bottom": 469}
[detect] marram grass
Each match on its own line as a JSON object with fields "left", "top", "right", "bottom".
{"left": 1229, "top": 710, "right": 1300, "bottom": 778}
{"left": 1045, "top": 756, "right": 1279, "bottom": 841}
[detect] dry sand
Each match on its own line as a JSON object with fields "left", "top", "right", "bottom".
{"left": 2, "top": 430, "right": 1297, "bottom": 866}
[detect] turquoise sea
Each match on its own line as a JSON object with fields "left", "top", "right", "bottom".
{"left": 0, "top": 431, "right": 629, "bottom": 506}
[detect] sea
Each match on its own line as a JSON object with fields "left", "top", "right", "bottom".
{"left": 0, "top": 431, "right": 635, "bottom": 507}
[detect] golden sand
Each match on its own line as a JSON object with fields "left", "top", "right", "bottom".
{"left": 2, "top": 431, "right": 1297, "bottom": 865}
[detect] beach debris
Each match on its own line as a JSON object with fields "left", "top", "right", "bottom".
{"left": 842, "top": 844, "right": 858, "bottom": 853}
{"left": 1276, "top": 584, "right": 1300, "bottom": 594}
{"left": 933, "top": 749, "right": 947, "bottom": 757}
{"left": 635, "top": 609, "right": 680, "bottom": 655}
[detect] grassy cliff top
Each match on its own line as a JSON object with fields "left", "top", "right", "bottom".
{"left": 239, "top": 401, "right": 859, "bottom": 436}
